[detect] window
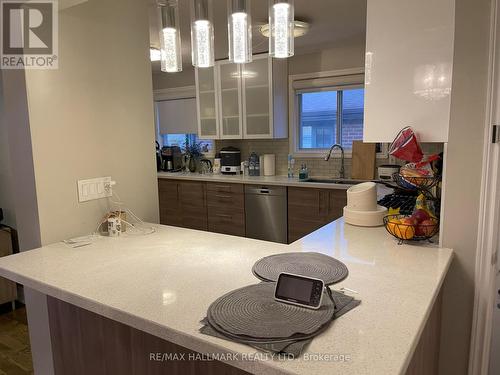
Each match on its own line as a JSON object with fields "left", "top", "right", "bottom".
{"left": 160, "top": 133, "right": 214, "bottom": 156}
{"left": 297, "top": 87, "right": 364, "bottom": 151}
{"left": 290, "top": 70, "right": 386, "bottom": 157}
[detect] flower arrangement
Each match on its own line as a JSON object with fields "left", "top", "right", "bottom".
{"left": 182, "top": 136, "right": 204, "bottom": 158}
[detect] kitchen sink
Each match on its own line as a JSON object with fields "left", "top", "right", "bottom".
{"left": 301, "top": 178, "right": 368, "bottom": 185}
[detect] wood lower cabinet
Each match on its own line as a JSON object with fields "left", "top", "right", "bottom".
{"left": 206, "top": 183, "right": 245, "bottom": 237}
{"left": 288, "top": 187, "right": 347, "bottom": 243}
{"left": 158, "top": 179, "right": 208, "bottom": 231}
{"left": 159, "top": 179, "right": 347, "bottom": 243}
{"left": 179, "top": 181, "right": 208, "bottom": 231}
{"left": 158, "top": 179, "right": 182, "bottom": 227}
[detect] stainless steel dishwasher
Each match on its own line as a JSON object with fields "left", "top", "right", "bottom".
{"left": 245, "top": 185, "right": 287, "bottom": 244}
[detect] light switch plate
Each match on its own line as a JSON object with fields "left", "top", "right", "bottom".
{"left": 77, "top": 177, "right": 112, "bottom": 202}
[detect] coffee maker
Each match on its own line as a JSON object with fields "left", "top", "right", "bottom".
{"left": 160, "top": 146, "right": 183, "bottom": 172}
{"left": 220, "top": 147, "right": 241, "bottom": 174}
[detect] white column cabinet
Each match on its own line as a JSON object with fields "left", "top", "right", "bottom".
{"left": 363, "top": 0, "right": 455, "bottom": 142}
{"left": 196, "top": 55, "right": 287, "bottom": 140}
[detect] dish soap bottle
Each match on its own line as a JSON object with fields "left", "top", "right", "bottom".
{"left": 299, "top": 164, "right": 309, "bottom": 180}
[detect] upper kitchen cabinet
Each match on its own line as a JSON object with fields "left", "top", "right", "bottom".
{"left": 242, "top": 55, "right": 288, "bottom": 139}
{"left": 195, "top": 55, "right": 288, "bottom": 140}
{"left": 363, "top": 0, "right": 455, "bottom": 142}
{"left": 195, "top": 66, "right": 219, "bottom": 139}
{"left": 218, "top": 60, "right": 244, "bottom": 139}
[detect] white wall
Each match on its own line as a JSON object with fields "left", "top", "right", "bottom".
{"left": 288, "top": 38, "right": 366, "bottom": 75}
{"left": 439, "top": 0, "right": 492, "bottom": 373}
{"left": 152, "top": 40, "right": 367, "bottom": 91}
{"left": 22, "top": 0, "right": 159, "bottom": 245}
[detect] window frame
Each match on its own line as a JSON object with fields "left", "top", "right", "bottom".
{"left": 288, "top": 68, "right": 388, "bottom": 158}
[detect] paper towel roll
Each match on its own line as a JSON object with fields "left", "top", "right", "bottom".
{"left": 263, "top": 154, "right": 276, "bottom": 176}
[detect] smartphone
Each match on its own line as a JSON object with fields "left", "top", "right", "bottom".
{"left": 274, "top": 273, "right": 324, "bottom": 309}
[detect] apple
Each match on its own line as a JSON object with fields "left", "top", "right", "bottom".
{"left": 412, "top": 209, "right": 430, "bottom": 223}
{"left": 401, "top": 217, "right": 418, "bottom": 226}
{"left": 419, "top": 219, "right": 437, "bottom": 237}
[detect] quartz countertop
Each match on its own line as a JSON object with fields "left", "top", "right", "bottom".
{"left": 0, "top": 219, "right": 452, "bottom": 375}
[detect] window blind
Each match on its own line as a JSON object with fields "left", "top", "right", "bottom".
{"left": 292, "top": 73, "right": 365, "bottom": 93}
{"left": 156, "top": 98, "right": 198, "bottom": 134}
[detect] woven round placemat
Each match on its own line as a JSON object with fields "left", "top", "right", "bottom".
{"left": 252, "top": 252, "right": 348, "bottom": 285}
{"left": 207, "top": 282, "right": 335, "bottom": 339}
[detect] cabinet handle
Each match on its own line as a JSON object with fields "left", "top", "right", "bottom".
{"left": 215, "top": 194, "right": 232, "bottom": 199}
{"left": 215, "top": 185, "right": 231, "bottom": 192}
{"left": 216, "top": 213, "right": 232, "bottom": 218}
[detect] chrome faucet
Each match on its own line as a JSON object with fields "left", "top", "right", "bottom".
{"left": 324, "top": 144, "right": 345, "bottom": 179}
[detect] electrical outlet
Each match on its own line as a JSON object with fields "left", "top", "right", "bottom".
{"left": 77, "top": 177, "right": 112, "bottom": 202}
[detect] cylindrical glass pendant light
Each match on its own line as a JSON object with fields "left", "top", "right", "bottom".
{"left": 269, "top": 0, "right": 294, "bottom": 58}
{"left": 228, "top": 0, "right": 252, "bottom": 64}
{"left": 191, "top": 0, "right": 215, "bottom": 68}
{"left": 158, "top": 0, "right": 182, "bottom": 73}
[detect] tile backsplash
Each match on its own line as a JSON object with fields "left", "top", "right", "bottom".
{"left": 215, "top": 139, "right": 443, "bottom": 178}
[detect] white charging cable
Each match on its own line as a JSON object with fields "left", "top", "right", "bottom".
{"left": 95, "top": 181, "right": 156, "bottom": 236}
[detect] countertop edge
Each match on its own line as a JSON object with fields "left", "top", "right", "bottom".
{"left": 157, "top": 173, "right": 354, "bottom": 190}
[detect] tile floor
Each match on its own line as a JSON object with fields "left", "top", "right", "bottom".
{"left": 0, "top": 306, "right": 33, "bottom": 375}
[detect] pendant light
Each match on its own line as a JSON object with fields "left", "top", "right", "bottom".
{"left": 191, "top": 0, "right": 215, "bottom": 68}
{"left": 228, "top": 0, "right": 252, "bottom": 64}
{"left": 158, "top": 0, "right": 182, "bottom": 73}
{"left": 269, "top": 0, "right": 294, "bottom": 58}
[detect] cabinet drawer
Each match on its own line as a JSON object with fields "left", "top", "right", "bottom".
{"left": 207, "top": 192, "right": 244, "bottom": 209}
{"left": 208, "top": 206, "right": 245, "bottom": 236}
{"left": 206, "top": 182, "right": 244, "bottom": 195}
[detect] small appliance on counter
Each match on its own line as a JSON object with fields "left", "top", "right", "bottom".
{"left": 160, "top": 146, "right": 183, "bottom": 172}
{"left": 220, "top": 147, "right": 241, "bottom": 174}
{"left": 377, "top": 164, "right": 401, "bottom": 181}
{"left": 155, "top": 142, "right": 162, "bottom": 171}
{"left": 343, "top": 182, "right": 388, "bottom": 227}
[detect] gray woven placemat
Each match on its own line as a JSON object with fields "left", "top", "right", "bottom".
{"left": 207, "top": 282, "right": 335, "bottom": 339}
{"left": 200, "top": 286, "right": 361, "bottom": 356}
{"left": 252, "top": 252, "right": 349, "bottom": 285}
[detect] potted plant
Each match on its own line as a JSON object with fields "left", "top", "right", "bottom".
{"left": 183, "top": 136, "right": 204, "bottom": 173}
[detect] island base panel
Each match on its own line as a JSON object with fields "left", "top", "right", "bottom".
{"left": 46, "top": 291, "right": 442, "bottom": 375}
{"left": 47, "top": 296, "right": 250, "bottom": 375}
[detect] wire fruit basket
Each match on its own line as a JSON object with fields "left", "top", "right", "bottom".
{"left": 392, "top": 173, "right": 440, "bottom": 191}
{"left": 383, "top": 214, "right": 439, "bottom": 244}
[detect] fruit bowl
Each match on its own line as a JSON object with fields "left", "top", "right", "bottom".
{"left": 383, "top": 214, "right": 439, "bottom": 244}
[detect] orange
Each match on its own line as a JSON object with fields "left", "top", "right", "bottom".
{"left": 394, "top": 224, "right": 415, "bottom": 240}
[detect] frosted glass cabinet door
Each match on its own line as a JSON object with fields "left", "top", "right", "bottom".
{"left": 196, "top": 67, "right": 218, "bottom": 139}
{"left": 242, "top": 56, "right": 272, "bottom": 138}
{"left": 218, "top": 62, "right": 242, "bottom": 138}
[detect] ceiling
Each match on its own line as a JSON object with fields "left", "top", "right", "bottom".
{"left": 148, "top": 0, "right": 367, "bottom": 72}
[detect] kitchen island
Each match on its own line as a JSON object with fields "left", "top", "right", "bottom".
{"left": 0, "top": 219, "right": 452, "bottom": 375}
